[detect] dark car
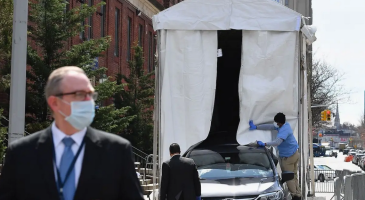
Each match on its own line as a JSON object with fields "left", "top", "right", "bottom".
{"left": 344, "top": 147, "right": 354, "bottom": 155}
{"left": 183, "top": 144, "right": 293, "bottom": 200}
{"left": 343, "top": 148, "right": 350, "bottom": 155}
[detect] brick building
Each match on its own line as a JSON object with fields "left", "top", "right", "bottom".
{"left": 68, "top": 0, "right": 179, "bottom": 77}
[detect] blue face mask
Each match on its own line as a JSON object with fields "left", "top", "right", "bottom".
{"left": 273, "top": 122, "right": 279, "bottom": 128}
{"left": 59, "top": 100, "right": 95, "bottom": 130}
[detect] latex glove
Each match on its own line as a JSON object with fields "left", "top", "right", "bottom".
{"left": 257, "top": 141, "right": 265, "bottom": 147}
{"left": 249, "top": 120, "right": 257, "bottom": 130}
{"left": 196, "top": 196, "right": 201, "bottom": 200}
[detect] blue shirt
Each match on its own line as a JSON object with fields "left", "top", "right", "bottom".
{"left": 276, "top": 123, "right": 298, "bottom": 157}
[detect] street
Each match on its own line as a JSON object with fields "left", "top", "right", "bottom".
{"left": 314, "top": 151, "right": 362, "bottom": 171}
{"left": 313, "top": 150, "right": 362, "bottom": 199}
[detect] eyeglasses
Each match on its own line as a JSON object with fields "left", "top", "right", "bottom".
{"left": 55, "top": 91, "right": 98, "bottom": 101}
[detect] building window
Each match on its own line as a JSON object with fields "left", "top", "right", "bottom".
{"left": 101, "top": 0, "right": 106, "bottom": 37}
{"left": 64, "top": 0, "right": 70, "bottom": 13}
{"left": 114, "top": 8, "right": 120, "bottom": 56}
{"left": 148, "top": 32, "right": 153, "bottom": 72}
{"left": 138, "top": 24, "right": 143, "bottom": 47}
{"left": 87, "top": 0, "right": 93, "bottom": 40}
{"left": 127, "top": 17, "right": 132, "bottom": 61}
{"left": 285, "top": 0, "right": 289, "bottom": 6}
{"left": 80, "top": 20, "right": 85, "bottom": 40}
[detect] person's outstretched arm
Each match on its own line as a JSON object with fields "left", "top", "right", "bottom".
{"left": 257, "top": 138, "right": 283, "bottom": 147}
{"left": 249, "top": 120, "right": 277, "bottom": 131}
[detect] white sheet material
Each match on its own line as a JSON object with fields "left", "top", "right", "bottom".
{"left": 153, "top": 0, "right": 301, "bottom": 31}
{"left": 159, "top": 30, "right": 217, "bottom": 163}
{"left": 237, "top": 31, "right": 299, "bottom": 144}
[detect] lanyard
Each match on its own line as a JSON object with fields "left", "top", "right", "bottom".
{"left": 53, "top": 138, "right": 85, "bottom": 200}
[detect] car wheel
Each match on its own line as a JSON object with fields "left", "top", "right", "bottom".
{"left": 319, "top": 174, "right": 325, "bottom": 182}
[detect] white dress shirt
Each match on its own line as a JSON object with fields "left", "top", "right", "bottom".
{"left": 52, "top": 122, "right": 86, "bottom": 187}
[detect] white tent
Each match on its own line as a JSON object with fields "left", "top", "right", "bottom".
{"left": 152, "top": 0, "right": 313, "bottom": 197}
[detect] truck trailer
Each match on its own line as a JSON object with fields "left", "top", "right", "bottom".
{"left": 151, "top": 0, "right": 317, "bottom": 199}
{"left": 339, "top": 143, "right": 346, "bottom": 152}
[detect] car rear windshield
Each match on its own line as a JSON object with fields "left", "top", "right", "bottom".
{"left": 187, "top": 149, "right": 274, "bottom": 180}
{"left": 316, "top": 165, "right": 332, "bottom": 170}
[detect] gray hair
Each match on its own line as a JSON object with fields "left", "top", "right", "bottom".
{"left": 45, "top": 66, "right": 86, "bottom": 100}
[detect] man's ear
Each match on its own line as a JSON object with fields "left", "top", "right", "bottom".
{"left": 47, "top": 96, "right": 59, "bottom": 113}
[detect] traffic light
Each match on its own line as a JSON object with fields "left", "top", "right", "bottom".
{"left": 321, "top": 110, "right": 327, "bottom": 121}
{"left": 326, "top": 110, "right": 331, "bottom": 121}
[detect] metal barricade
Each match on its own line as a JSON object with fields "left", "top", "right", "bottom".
{"left": 311, "top": 169, "right": 364, "bottom": 199}
{"left": 334, "top": 169, "right": 353, "bottom": 199}
{"left": 343, "top": 175, "right": 353, "bottom": 200}
{"left": 351, "top": 173, "right": 365, "bottom": 200}
{"left": 314, "top": 169, "right": 336, "bottom": 193}
{"left": 334, "top": 177, "right": 342, "bottom": 200}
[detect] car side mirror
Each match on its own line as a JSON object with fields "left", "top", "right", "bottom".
{"left": 281, "top": 172, "right": 294, "bottom": 184}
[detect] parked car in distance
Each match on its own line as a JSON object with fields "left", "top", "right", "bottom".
{"left": 352, "top": 153, "right": 365, "bottom": 165}
{"left": 324, "top": 150, "right": 337, "bottom": 158}
{"left": 343, "top": 148, "right": 351, "bottom": 155}
{"left": 358, "top": 155, "right": 365, "bottom": 167}
{"left": 325, "top": 150, "right": 333, "bottom": 157}
{"left": 359, "top": 157, "right": 365, "bottom": 169}
{"left": 312, "top": 165, "right": 335, "bottom": 182}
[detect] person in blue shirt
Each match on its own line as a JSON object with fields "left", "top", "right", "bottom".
{"left": 249, "top": 112, "right": 301, "bottom": 200}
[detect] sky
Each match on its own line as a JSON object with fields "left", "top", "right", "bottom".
{"left": 313, "top": 0, "right": 365, "bottom": 126}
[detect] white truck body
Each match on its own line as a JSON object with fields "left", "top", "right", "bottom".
{"left": 151, "top": 0, "right": 316, "bottom": 198}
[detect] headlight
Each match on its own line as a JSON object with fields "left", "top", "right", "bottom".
{"left": 256, "top": 191, "right": 284, "bottom": 200}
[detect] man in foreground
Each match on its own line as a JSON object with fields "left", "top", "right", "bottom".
{"left": 160, "top": 143, "right": 201, "bottom": 200}
{"left": 249, "top": 112, "right": 301, "bottom": 200}
{"left": 0, "top": 66, "right": 144, "bottom": 200}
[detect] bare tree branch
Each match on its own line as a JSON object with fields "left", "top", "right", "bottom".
{"left": 310, "top": 59, "right": 351, "bottom": 128}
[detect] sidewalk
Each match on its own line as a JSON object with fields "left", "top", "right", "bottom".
{"left": 314, "top": 193, "right": 334, "bottom": 200}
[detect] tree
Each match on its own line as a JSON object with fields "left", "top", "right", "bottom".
{"left": 341, "top": 122, "right": 356, "bottom": 130}
{"left": 0, "top": 109, "right": 6, "bottom": 163}
{"left": 115, "top": 44, "right": 155, "bottom": 153}
{"left": 310, "top": 59, "right": 350, "bottom": 127}
{"left": 0, "top": 74, "right": 10, "bottom": 92}
{"left": 24, "top": 0, "right": 133, "bottom": 133}
{"left": 0, "top": 0, "right": 12, "bottom": 111}
{"left": 0, "top": 0, "right": 12, "bottom": 63}
{"left": 357, "top": 114, "right": 365, "bottom": 133}
{"left": 91, "top": 77, "right": 135, "bottom": 133}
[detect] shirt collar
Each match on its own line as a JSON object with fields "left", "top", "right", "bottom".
{"left": 170, "top": 154, "right": 181, "bottom": 159}
{"left": 52, "top": 122, "right": 87, "bottom": 147}
{"left": 279, "top": 122, "right": 288, "bottom": 129}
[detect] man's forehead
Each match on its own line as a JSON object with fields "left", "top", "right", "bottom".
{"left": 61, "top": 72, "right": 93, "bottom": 92}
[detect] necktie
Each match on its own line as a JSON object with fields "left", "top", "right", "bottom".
{"left": 60, "top": 137, "right": 76, "bottom": 200}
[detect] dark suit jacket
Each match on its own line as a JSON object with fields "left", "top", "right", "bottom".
{"left": 0, "top": 126, "right": 144, "bottom": 200}
{"left": 159, "top": 155, "right": 201, "bottom": 200}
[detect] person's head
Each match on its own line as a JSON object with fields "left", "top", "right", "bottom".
{"left": 46, "top": 66, "right": 97, "bottom": 135}
{"left": 169, "top": 143, "right": 181, "bottom": 157}
{"left": 274, "top": 112, "right": 286, "bottom": 128}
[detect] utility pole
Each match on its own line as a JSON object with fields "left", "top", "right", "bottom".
{"left": 8, "top": 0, "right": 28, "bottom": 145}
{"left": 307, "top": 43, "right": 316, "bottom": 196}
